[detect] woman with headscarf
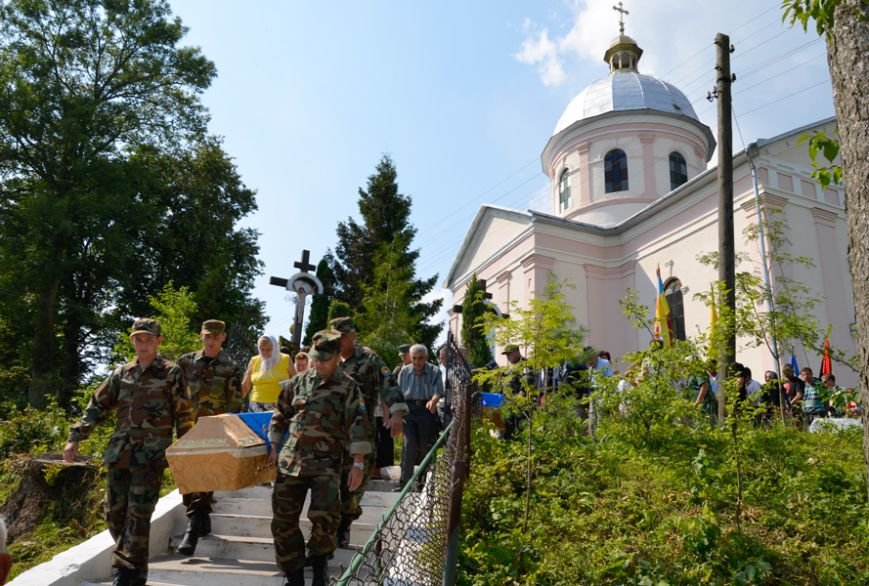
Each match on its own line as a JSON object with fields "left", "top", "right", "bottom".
{"left": 241, "top": 335, "right": 293, "bottom": 412}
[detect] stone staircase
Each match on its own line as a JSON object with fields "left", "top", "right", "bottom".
{"left": 11, "top": 477, "right": 400, "bottom": 586}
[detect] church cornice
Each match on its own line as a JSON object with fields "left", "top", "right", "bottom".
{"left": 542, "top": 109, "right": 715, "bottom": 173}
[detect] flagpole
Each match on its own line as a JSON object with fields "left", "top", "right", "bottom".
{"left": 746, "top": 142, "right": 780, "bottom": 367}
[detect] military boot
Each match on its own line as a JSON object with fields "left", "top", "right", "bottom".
{"left": 282, "top": 567, "right": 305, "bottom": 586}
{"left": 337, "top": 518, "right": 351, "bottom": 549}
{"left": 304, "top": 550, "right": 334, "bottom": 566}
{"left": 200, "top": 511, "right": 212, "bottom": 537}
{"left": 112, "top": 567, "right": 148, "bottom": 586}
{"left": 176, "top": 514, "right": 202, "bottom": 556}
{"left": 111, "top": 566, "right": 134, "bottom": 586}
{"left": 310, "top": 555, "right": 328, "bottom": 586}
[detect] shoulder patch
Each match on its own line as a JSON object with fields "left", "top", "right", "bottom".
{"left": 381, "top": 367, "right": 391, "bottom": 376}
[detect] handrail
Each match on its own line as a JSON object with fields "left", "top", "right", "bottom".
{"left": 335, "top": 419, "right": 455, "bottom": 585}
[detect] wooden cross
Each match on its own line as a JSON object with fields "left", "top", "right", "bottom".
{"left": 269, "top": 249, "right": 322, "bottom": 350}
{"left": 293, "top": 249, "right": 316, "bottom": 273}
{"left": 613, "top": 2, "right": 629, "bottom": 35}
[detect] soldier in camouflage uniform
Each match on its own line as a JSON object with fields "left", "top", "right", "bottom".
{"left": 329, "top": 317, "right": 407, "bottom": 548}
{"left": 63, "top": 318, "right": 194, "bottom": 586}
{"left": 268, "top": 330, "right": 371, "bottom": 586}
{"left": 175, "top": 319, "right": 243, "bottom": 556}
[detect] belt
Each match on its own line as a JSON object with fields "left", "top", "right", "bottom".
{"left": 406, "top": 399, "right": 429, "bottom": 409}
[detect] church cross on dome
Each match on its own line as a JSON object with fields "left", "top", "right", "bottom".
{"left": 613, "top": 2, "right": 629, "bottom": 35}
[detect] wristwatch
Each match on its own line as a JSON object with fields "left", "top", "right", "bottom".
{"left": 352, "top": 461, "right": 365, "bottom": 470}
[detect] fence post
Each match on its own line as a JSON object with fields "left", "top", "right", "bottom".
{"left": 442, "top": 334, "right": 472, "bottom": 585}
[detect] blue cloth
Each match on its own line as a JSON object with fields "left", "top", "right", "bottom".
{"left": 236, "top": 411, "right": 273, "bottom": 452}
{"left": 789, "top": 352, "right": 799, "bottom": 373}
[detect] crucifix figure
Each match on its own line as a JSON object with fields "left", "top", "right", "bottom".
{"left": 269, "top": 249, "right": 324, "bottom": 350}
{"left": 613, "top": 1, "right": 629, "bottom": 35}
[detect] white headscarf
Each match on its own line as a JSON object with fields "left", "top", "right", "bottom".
{"left": 257, "top": 335, "right": 280, "bottom": 374}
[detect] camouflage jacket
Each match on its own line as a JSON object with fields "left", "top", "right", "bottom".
{"left": 177, "top": 349, "right": 242, "bottom": 418}
{"left": 268, "top": 367, "right": 372, "bottom": 477}
{"left": 68, "top": 355, "right": 194, "bottom": 467}
{"left": 342, "top": 346, "right": 408, "bottom": 420}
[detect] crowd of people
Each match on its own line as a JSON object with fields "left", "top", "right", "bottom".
{"left": 62, "top": 315, "right": 448, "bottom": 586}
{"left": 53, "top": 311, "right": 855, "bottom": 586}
{"left": 490, "top": 341, "right": 858, "bottom": 442}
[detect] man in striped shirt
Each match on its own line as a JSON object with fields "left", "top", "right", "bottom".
{"left": 396, "top": 344, "right": 443, "bottom": 490}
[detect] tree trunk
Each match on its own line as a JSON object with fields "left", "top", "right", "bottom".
{"left": 28, "top": 274, "right": 61, "bottom": 408}
{"left": 828, "top": 0, "right": 869, "bottom": 501}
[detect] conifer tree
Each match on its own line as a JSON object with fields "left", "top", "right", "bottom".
{"left": 461, "top": 274, "right": 494, "bottom": 368}
{"left": 332, "top": 155, "right": 442, "bottom": 350}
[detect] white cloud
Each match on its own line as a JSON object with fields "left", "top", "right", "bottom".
{"left": 514, "top": 20, "right": 567, "bottom": 87}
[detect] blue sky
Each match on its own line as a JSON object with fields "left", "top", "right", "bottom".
{"left": 168, "top": 0, "right": 833, "bottom": 345}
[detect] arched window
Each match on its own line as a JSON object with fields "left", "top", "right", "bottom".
{"left": 559, "top": 168, "right": 571, "bottom": 211}
{"left": 604, "top": 149, "right": 628, "bottom": 193}
{"left": 664, "top": 277, "right": 686, "bottom": 341}
{"left": 669, "top": 151, "right": 688, "bottom": 190}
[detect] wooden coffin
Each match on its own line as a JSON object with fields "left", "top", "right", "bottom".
{"left": 166, "top": 414, "right": 275, "bottom": 494}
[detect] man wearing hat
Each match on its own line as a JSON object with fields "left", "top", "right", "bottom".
{"left": 329, "top": 317, "right": 407, "bottom": 548}
{"left": 269, "top": 330, "right": 371, "bottom": 586}
{"left": 63, "top": 318, "right": 194, "bottom": 586}
{"left": 175, "top": 319, "right": 243, "bottom": 556}
{"left": 501, "top": 344, "right": 535, "bottom": 440}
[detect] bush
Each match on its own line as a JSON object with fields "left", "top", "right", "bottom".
{"left": 459, "top": 374, "right": 869, "bottom": 584}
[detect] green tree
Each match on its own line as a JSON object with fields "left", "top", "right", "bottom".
{"left": 303, "top": 254, "right": 337, "bottom": 345}
{"left": 113, "top": 283, "right": 201, "bottom": 363}
{"left": 332, "top": 155, "right": 443, "bottom": 350}
{"left": 0, "top": 0, "right": 263, "bottom": 407}
{"left": 354, "top": 240, "right": 417, "bottom": 369}
{"left": 327, "top": 300, "right": 351, "bottom": 323}
{"left": 475, "top": 277, "right": 586, "bottom": 529}
{"left": 461, "top": 273, "right": 494, "bottom": 368}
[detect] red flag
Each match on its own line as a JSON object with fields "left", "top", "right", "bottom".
{"left": 819, "top": 337, "right": 832, "bottom": 376}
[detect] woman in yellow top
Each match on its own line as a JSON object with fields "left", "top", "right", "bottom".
{"left": 242, "top": 335, "right": 294, "bottom": 412}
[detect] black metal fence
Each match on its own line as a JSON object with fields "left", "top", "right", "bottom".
{"left": 335, "top": 332, "right": 473, "bottom": 586}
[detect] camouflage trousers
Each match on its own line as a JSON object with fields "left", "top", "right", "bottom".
{"left": 106, "top": 460, "right": 165, "bottom": 572}
{"left": 272, "top": 472, "right": 340, "bottom": 574}
{"left": 182, "top": 491, "right": 213, "bottom": 517}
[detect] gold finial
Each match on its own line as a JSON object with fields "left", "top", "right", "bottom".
{"left": 613, "top": 2, "right": 629, "bottom": 35}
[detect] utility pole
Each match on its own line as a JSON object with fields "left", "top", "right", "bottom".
{"left": 709, "top": 33, "right": 735, "bottom": 424}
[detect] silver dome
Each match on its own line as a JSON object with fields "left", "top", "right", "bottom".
{"left": 553, "top": 71, "right": 699, "bottom": 135}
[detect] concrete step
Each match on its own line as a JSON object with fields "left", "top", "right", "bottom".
{"left": 148, "top": 556, "right": 284, "bottom": 586}
{"left": 178, "top": 514, "right": 380, "bottom": 548}
{"left": 180, "top": 534, "right": 275, "bottom": 562}
{"left": 211, "top": 482, "right": 400, "bottom": 514}
{"left": 142, "top": 552, "right": 363, "bottom": 586}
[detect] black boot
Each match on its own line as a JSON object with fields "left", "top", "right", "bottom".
{"left": 176, "top": 514, "right": 201, "bottom": 556}
{"left": 282, "top": 566, "right": 305, "bottom": 586}
{"left": 200, "top": 512, "right": 212, "bottom": 537}
{"left": 111, "top": 567, "right": 134, "bottom": 586}
{"left": 304, "top": 550, "right": 334, "bottom": 566}
{"left": 310, "top": 555, "right": 328, "bottom": 586}
{"left": 337, "top": 518, "right": 351, "bottom": 549}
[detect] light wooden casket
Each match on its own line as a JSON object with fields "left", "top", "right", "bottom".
{"left": 166, "top": 413, "right": 276, "bottom": 493}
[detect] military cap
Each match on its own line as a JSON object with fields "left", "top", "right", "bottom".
{"left": 501, "top": 344, "right": 520, "bottom": 355}
{"left": 398, "top": 344, "right": 411, "bottom": 355}
{"left": 201, "top": 319, "right": 226, "bottom": 335}
{"left": 330, "top": 316, "right": 356, "bottom": 334}
{"left": 130, "top": 317, "right": 161, "bottom": 337}
{"left": 309, "top": 330, "right": 342, "bottom": 360}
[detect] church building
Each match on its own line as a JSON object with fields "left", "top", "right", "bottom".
{"left": 444, "top": 30, "right": 855, "bottom": 386}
